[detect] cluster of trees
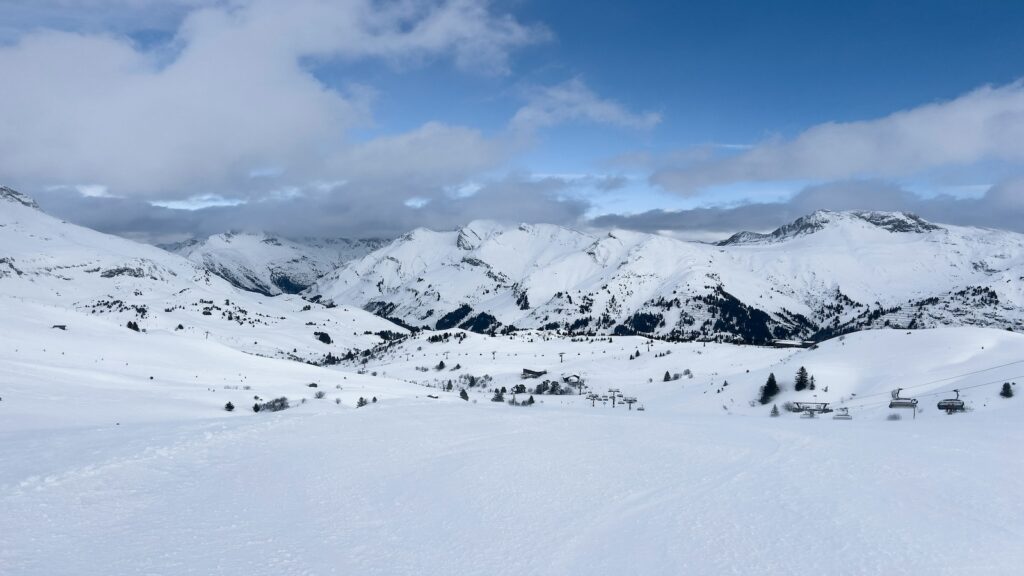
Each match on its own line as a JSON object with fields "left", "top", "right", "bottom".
{"left": 253, "top": 397, "right": 289, "bottom": 413}
{"left": 508, "top": 395, "right": 535, "bottom": 406}
{"left": 435, "top": 360, "right": 461, "bottom": 371}
{"left": 794, "top": 367, "right": 816, "bottom": 391}
{"left": 760, "top": 366, "right": 822, "bottom": 405}
{"left": 759, "top": 373, "right": 779, "bottom": 405}
{"left": 458, "top": 373, "right": 493, "bottom": 388}
{"left": 126, "top": 320, "right": 140, "bottom": 332}
{"left": 533, "top": 380, "right": 571, "bottom": 395}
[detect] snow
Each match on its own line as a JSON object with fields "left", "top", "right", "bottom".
{"left": 310, "top": 213, "right": 1024, "bottom": 340}
{"left": 164, "top": 232, "right": 385, "bottom": 295}
{"left": 3, "top": 393, "right": 1022, "bottom": 575}
{"left": 3, "top": 190, "right": 1024, "bottom": 575}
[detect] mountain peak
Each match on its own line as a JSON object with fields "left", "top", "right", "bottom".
{"left": 456, "top": 220, "right": 505, "bottom": 250}
{"left": 717, "top": 210, "right": 942, "bottom": 245}
{"left": 0, "top": 186, "right": 40, "bottom": 210}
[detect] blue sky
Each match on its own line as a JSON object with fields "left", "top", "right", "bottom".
{"left": 2, "top": 0, "right": 1024, "bottom": 239}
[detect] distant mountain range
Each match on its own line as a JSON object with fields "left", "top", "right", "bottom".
{"left": 0, "top": 185, "right": 402, "bottom": 363}
{"left": 307, "top": 211, "right": 1024, "bottom": 343}
{"left": 161, "top": 233, "right": 385, "bottom": 296}
{"left": 6, "top": 184, "right": 1024, "bottom": 345}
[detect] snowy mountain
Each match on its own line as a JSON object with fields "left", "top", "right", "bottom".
{"left": 162, "top": 232, "right": 385, "bottom": 295}
{"left": 309, "top": 212, "right": 1024, "bottom": 343}
{"left": 5, "top": 185, "right": 1024, "bottom": 576}
{"left": 0, "top": 187, "right": 404, "bottom": 363}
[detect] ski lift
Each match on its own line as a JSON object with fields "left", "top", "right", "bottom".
{"left": 937, "top": 389, "right": 965, "bottom": 414}
{"left": 832, "top": 407, "right": 852, "bottom": 420}
{"left": 793, "top": 402, "right": 832, "bottom": 418}
{"left": 637, "top": 405, "right": 645, "bottom": 412}
{"left": 889, "top": 388, "right": 918, "bottom": 409}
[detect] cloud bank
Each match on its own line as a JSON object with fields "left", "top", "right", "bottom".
{"left": 651, "top": 82, "right": 1024, "bottom": 194}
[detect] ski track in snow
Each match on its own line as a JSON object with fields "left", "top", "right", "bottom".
{"left": 3, "top": 407, "right": 1022, "bottom": 576}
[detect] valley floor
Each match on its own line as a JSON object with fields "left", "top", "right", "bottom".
{"left": 2, "top": 401, "right": 1021, "bottom": 576}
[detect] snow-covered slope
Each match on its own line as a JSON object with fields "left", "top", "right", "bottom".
{"left": 0, "top": 187, "right": 404, "bottom": 363}
{"left": 3, "top": 311, "right": 1022, "bottom": 575}
{"left": 4, "top": 182, "right": 1023, "bottom": 575}
{"left": 309, "top": 212, "right": 1024, "bottom": 343}
{"left": 163, "top": 232, "right": 385, "bottom": 295}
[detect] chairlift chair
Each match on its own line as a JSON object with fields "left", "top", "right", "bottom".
{"left": 832, "top": 407, "right": 852, "bottom": 420}
{"left": 937, "top": 389, "right": 965, "bottom": 414}
{"left": 889, "top": 388, "right": 918, "bottom": 409}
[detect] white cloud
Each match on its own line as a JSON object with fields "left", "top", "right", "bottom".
{"left": 510, "top": 77, "right": 662, "bottom": 132}
{"left": 0, "top": 0, "right": 545, "bottom": 199}
{"left": 151, "top": 194, "right": 246, "bottom": 210}
{"left": 652, "top": 81, "right": 1024, "bottom": 194}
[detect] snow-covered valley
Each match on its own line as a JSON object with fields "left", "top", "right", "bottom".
{"left": 2, "top": 186, "right": 1023, "bottom": 575}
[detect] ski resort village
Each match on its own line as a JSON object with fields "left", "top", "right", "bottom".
{"left": 2, "top": 1, "right": 1024, "bottom": 574}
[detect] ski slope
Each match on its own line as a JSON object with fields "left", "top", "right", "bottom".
{"left": 2, "top": 186, "right": 1023, "bottom": 575}
{"left": 2, "top": 307, "right": 1023, "bottom": 575}
{"left": 2, "top": 394, "right": 1021, "bottom": 575}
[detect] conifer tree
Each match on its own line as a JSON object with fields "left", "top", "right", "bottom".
{"left": 770, "top": 404, "right": 780, "bottom": 417}
{"left": 460, "top": 388, "right": 469, "bottom": 401}
{"left": 1001, "top": 382, "right": 1014, "bottom": 398}
{"left": 794, "top": 366, "right": 809, "bottom": 391}
{"left": 663, "top": 371, "right": 672, "bottom": 382}
{"left": 759, "top": 373, "right": 780, "bottom": 405}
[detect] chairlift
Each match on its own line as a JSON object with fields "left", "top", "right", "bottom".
{"left": 937, "top": 389, "right": 965, "bottom": 414}
{"left": 832, "top": 407, "right": 852, "bottom": 420}
{"left": 793, "top": 402, "right": 832, "bottom": 418}
{"left": 889, "top": 388, "right": 918, "bottom": 409}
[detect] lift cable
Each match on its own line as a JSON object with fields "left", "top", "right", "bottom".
{"left": 841, "top": 373, "right": 1021, "bottom": 412}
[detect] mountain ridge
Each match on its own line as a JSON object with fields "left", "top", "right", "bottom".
{"left": 309, "top": 211, "right": 1024, "bottom": 343}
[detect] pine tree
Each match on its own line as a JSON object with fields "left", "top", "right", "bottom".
{"left": 526, "top": 395, "right": 535, "bottom": 405}
{"left": 436, "top": 360, "right": 446, "bottom": 370}
{"left": 794, "top": 366, "right": 809, "bottom": 391}
{"left": 357, "top": 397, "right": 368, "bottom": 408}
{"left": 809, "top": 375, "right": 816, "bottom": 391}
{"left": 1000, "top": 382, "right": 1014, "bottom": 398}
{"left": 252, "top": 403, "right": 261, "bottom": 413}
{"left": 460, "top": 388, "right": 469, "bottom": 401}
{"left": 759, "top": 373, "right": 780, "bottom": 405}
{"left": 663, "top": 371, "right": 672, "bottom": 382}
{"left": 770, "top": 404, "right": 780, "bottom": 417}
{"left": 224, "top": 401, "right": 235, "bottom": 412}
